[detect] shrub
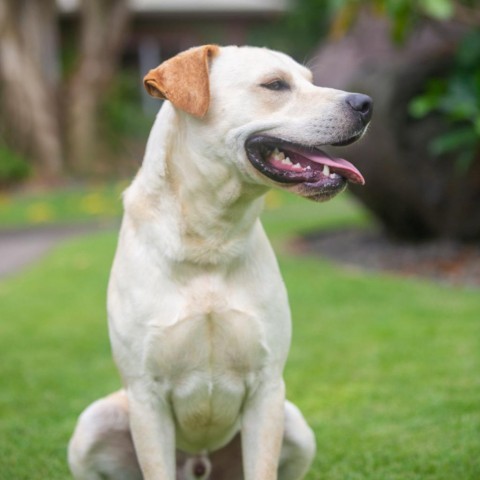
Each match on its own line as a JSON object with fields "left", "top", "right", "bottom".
{"left": 409, "top": 29, "right": 480, "bottom": 173}
{"left": 0, "top": 143, "right": 31, "bottom": 186}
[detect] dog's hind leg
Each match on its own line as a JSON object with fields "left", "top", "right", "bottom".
{"left": 278, "top": 401, "right": 316, "bottom": 480}
{"left": 68, "top": 391, "right": 142, "bottom": 480}
{"left": 68, "top": 391, "right": 215, "bottom": 480}
{"left": 68, "top": 392, "right": 315, "bottom": 480}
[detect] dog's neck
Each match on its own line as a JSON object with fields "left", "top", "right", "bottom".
{"left": 125, "top": 103, "right": 267, "bottom": 265}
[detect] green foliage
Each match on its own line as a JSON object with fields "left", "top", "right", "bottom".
{"left": 249, "top": 1, "right": 323, "bottom": 57}
{"left": 409, "top": 30, "right": 480, "bottom": 170}
{"left": 101, "top": 69, "right": 153, "bottom": 149}
{"left": 325, "top": 0, "right": 458, "bottom": 42}
{"left": 0, "top": 143, "right": 31, "bottom": 186}
{"left": 251, "top": 0, "right": 463, "bottom": 56}
{"left": 419, "top": 0, "right": 454, "bottom": 19}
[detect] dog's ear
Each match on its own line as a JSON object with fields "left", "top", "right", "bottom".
{"left": 143, "top": 45, "right": 220, "bottom": 118}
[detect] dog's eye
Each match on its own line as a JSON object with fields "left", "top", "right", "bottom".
{"left": 261, "top": 79, "right": 291, "bottom": 91}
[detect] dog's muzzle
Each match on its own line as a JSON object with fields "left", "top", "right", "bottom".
{"left": 245, "top": 134, "right": 366, "bottom": 201}
{"left": 244, "top": 92, "right": 372, "bottom": 201}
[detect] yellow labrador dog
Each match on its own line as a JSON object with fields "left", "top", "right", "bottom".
{"left": 68, "top": 45, "right": 372, "bottom": 480}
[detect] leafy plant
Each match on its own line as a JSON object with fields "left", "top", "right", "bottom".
{"left": 0, "top": 143, "right": 31, "bottom": 186}
{"left": 101, "top": 69, "right": 153, "bottom": 144}
{"left": 409, "top": 29, "right": 480, "bottom": 171}
{"left": 252, "top": 0, "right": 468, "bottom": 56}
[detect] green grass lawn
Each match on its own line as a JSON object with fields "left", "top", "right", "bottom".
{"left": 0, "top": 181, "right": 127, "bottom": 228}
{"left": 0, "top": 191, "right": 479, "bottom": 479}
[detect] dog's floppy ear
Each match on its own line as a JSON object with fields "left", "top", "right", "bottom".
{"left": 143, "top": 45, "right": 220, "bottom": 118}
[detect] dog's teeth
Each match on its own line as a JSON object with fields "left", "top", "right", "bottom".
{"left": 329, "top": 173, "right": 339, "bottom": 179}
{"left": 271, "top": 148, "right": 285, "bottom": 161}
{"left": 322, "top": 165, "right": 330, "bottom": 176}
{"left": 281, "top": 157, "right": 293, "bottom": 166}
{"left": 293, "top": 163, "right": 302, "bottom": 169}
{"left": 306, "top": 165, "right": 312, "bottom": 170}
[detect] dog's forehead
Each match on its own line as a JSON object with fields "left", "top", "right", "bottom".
{"left": 212, "top": 46, "right": 312, "bottom": 83}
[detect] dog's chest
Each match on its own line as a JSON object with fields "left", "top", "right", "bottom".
{"left": 144, "top": 278, "right": 269, "bottom": 449}
{"left": 147, "top": 306, "right": 268, "bottom": 381}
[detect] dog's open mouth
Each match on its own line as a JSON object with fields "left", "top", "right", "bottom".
{"left": 245, "top": 136, "right": 365, "bottom": 191}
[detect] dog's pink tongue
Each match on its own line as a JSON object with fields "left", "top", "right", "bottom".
{"left": 307, "top": 152, "right": 365, "bottom": 185}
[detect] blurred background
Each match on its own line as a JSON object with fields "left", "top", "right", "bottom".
{"left": 1, "top": 2, "right": 480, "bottom": 479}
{"left": 1, "top": 0, "right": 480, "bottom": 250}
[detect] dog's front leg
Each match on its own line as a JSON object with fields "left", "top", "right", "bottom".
{"left": 128, "top": 388, "right": 176, "bottom": 480}
{"left": 242, "top": 380, "right": 286, "bottom": 480}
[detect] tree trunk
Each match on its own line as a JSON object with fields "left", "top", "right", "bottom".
{"left": 66, "top": 0, "right": 130, "bottom": 175}
{"left": 0, "top": 0, "right": 62, "bottom": 181}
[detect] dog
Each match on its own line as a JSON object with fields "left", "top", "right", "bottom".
{"left": 68, "top": 45, "right": 372, "bottom": 480}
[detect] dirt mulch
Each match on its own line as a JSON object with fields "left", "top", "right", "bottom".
{"left": 295, "top": 228, "right": 480, "bottom": 288}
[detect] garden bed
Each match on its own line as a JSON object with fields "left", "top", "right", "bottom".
{"left": 296, "top": 228, "right": 480, "bottom": 287}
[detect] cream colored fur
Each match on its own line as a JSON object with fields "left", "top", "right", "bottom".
{"left": 68, "top": 45, "right": 369, "bottom": 480}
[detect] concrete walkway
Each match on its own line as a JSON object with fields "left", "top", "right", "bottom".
{"left": 0, "top": 223, "right": 116, "bottom": 278}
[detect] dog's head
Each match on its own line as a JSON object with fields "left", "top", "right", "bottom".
{"left": 144, "top": 45, "right": 372, "bottom": 202}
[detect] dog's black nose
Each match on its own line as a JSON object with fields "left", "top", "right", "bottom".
{"left": 345, "top": 93, "right": 373, "bottom": 125}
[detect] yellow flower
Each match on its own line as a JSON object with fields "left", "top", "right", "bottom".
{"left": 80, "top": 193, "right": 108, "bottom": 216}
{"left": 0, "top": 194, "right": 11, "bottom": 209}
{"left": 27, "top": 202, "right": 55, "bottom": 224}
